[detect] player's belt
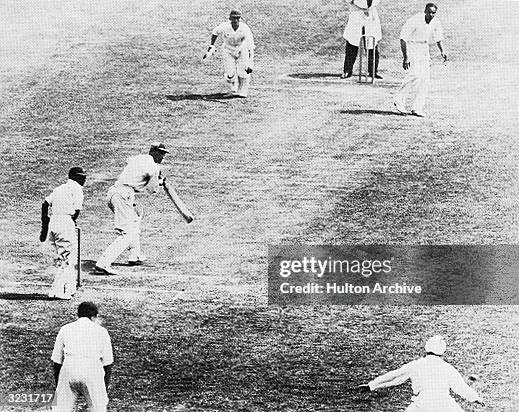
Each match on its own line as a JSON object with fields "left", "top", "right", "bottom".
{"left": 407, "top": 40, "right": 428, "bottom": 44}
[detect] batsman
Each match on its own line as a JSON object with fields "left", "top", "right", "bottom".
{"left": 95, "top": 142, "right": 193, "bottom": 275}
{"left": 203, "top": 9, "right": 255, "bottom": 98}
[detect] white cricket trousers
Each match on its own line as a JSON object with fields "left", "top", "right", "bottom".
{"left": 48, "top": 215, "right": 77, "bottom": 298}
{"left": 223, "top": 50, "right": 251, "bottom": 96}
{"left": 96, "top": 185, "right": 143, "bottom": 267}
{"left": 394, "top": 43, "right": 431, "bottom": 113}
{"left": 405, "top": 394, "right": 465, "bottom": 412}
{"left": 53, "top": 358, "right": 108, "bottom": 412}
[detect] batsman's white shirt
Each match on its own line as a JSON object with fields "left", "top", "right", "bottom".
{"left": 115, "top": 154, "right": 160, "bottom": 193}
{"left": 51, "top": 317, "right": 113, "bottom": 411}
{"left": 368, "top": 355, "right": 481, "bottom": 412}
{"left": 212, "top": 21, "right": 254, "bottom": 57}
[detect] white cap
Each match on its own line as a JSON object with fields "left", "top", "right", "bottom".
{"left": 425, "top": 335, "right": 446, "bottom": 355}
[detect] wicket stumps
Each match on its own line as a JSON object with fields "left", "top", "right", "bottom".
{"left": 76, "top": 226, "right": 81, "bottom": 288}
{"left": 358, "top": 35, "right": 376, "bottom": 84}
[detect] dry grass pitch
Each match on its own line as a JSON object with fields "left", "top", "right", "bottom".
{"left": 1, "top": 0, "right": 519, "bottom": 410}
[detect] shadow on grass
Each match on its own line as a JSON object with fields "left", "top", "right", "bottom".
{"left": 340, "top": 109, "right": 403, "bottom": 116}
{"left": 81, "top": 259, "right": 97, "bottom": 273}
{"left": 287, "top": 73, "right": 341, "bottom": 79}
{"left": 166, "top": 93, "right": 243, "bottom": 102}
{"left": 0, "top": 292, "right": 50, "bottom": 301}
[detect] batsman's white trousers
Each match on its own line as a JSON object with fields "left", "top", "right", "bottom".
{"left": 394, "top": 43, "right": 431, "bottom": 113}
{"left": 48, "top": 215, "right": 77, "bottom": 298}
{"left": 96, "top": 185, "right": 143, "bottom": 266}
{"left": 53, "top": 357, "right": 108, "bottom": 412}
{"left": 223, "top": 50, "right": 251, "bottom": 96}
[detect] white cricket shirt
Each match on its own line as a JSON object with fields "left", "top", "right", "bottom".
{"left": 115, "top": 154, "right": 160, "bottom": 193}
{"left": 51, "top": 317, "right": 113, "bottom": 366}
{"left": 45, "top": 179, "right": 84, "bottom": 216}
{"left": 212, "top": 21, "right": 254, "bottom": 57}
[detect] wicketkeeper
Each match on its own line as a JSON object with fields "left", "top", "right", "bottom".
{"left": 203, "top": 9, "right": 255, "bottom": 98}
{"left": 40, "top": 167, "right": 86, "bottom": 300}
{"left": 357, "top": 335, "right": 484, "bottom": 411}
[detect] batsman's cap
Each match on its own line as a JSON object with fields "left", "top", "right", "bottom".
{"left": 425, "top": 335, "right": 446, "bottom": 355}
{"left": 68, "top": 166, "right": 86, "bottom": 178}
{"left": 229, "top": 9, "right": 242, "bottom": 18}
{"left": 150, "top": 142, "right": 169, "bottom": 153}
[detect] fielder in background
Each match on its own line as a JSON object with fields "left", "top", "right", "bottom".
{"left": 358, "top": 335, "right": 484, "bottom": 411}
{"left": 40, "top": 167, "right": 86, "bottom": 300}
{"left": 394, "top": 3, "right": 447, "bottom": 117}
{"left": 51, "top": 301, "right": 113, "bottom": 412}
{"left": 203, "top": 9, "right": 255, "bottom": 98}
{"left": 341, "top": 0, "right": 383, "bottom": 79}
{"left": 95, "top": 143, "right": 168, "bottom": 275}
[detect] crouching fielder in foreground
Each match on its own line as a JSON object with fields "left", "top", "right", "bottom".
{"left": 358, "top": 335, "right": 484, "bottom": 411}
{"left": 204, "top": 9, "right": 255, "bottom": 97}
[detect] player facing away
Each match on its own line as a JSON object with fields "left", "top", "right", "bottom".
{"left": 95, "top": 143, "right": 168, "bottom": 275}
{"left": 358, "top": 335, "right": 484, "bottom": 411}
{"left": 40, "top": 167, "right": 86, "bottom": 300}
{"left": 51, "top": 302, "right": 113, "bottom": 412}
{"left": 203, "top": 9, "right": 255, "bottom": 97}
{"left": 393, "top": 3, "right": 447, "bottom": 117}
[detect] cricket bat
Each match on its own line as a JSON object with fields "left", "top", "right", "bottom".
{"left": 163, "top": 180, "right": 194, "bottom": 223}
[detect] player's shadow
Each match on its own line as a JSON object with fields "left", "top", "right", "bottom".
{"left": 0, "top": 292, "right": 50, "bottom": 301}
{"left": 340, "top": 109, "right": 403, "bottom": 116}
{"left": 166, "top": 93, "right": 242, "bottom": 102}
{"left": 287, "top": 73, "right": 341, "bottom": 79}
{"left": 82, "top": 259, "right": 98, "bottom": 273}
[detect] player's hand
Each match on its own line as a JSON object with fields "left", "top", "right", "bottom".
{"left": 403, "top": 58, "right": 410, "bottom": 70}
{"left": 245, "top": 67, "right": 253, "bottom": 74}
{"left": 356, "top": 384, "right": 371, "bottom": 393}
{"left": 159, "top": 176, "right": 166, "bottom": 186}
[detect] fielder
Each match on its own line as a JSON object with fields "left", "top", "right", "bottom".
{"left": 51, "top": 301, "right": 113, "bottom": 412}
{"left": 203, "top": 10, "right": 255, "bottom": 98}
{"left": 40, "top": 167, "right": 86, "bottom": 300}
{"left": 358, "top": 335, "right": 484, "bottom": 411}
{"left": 393, "top": 3, "right": 447, "bottom": 117}
{"left": 341, "top": 0, "right": 383, "bottom": 79}
{"left": 95, "top": 143, "right": 168, "bottom": 275}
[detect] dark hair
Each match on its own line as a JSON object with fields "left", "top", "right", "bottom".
{"left": 425, "top": 3, "right": 438, "bottom": 11}
{"left": 78, "top": 301, "right": 99, "bottom": 318}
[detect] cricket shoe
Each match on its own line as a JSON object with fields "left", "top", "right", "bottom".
{"left": 340, "top": 72, "right": 352, "bottom": 79}
{"left": 94, "top": 264, "right": 120, "bottom": 276}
